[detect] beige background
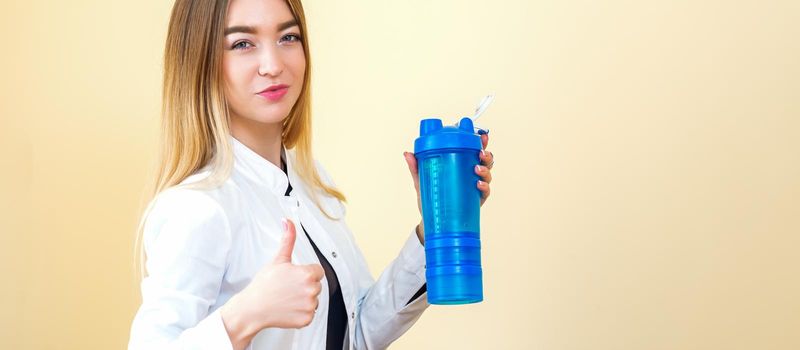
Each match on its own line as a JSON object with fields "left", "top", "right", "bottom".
{"left": 1, "top": 0, "right": 799, "bottom": 349}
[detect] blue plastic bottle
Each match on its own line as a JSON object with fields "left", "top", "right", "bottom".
{"left": 414, "top": 116, "right": 484, "bottom": 305}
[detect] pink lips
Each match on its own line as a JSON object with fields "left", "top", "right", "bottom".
{"left": 257, "top": 84, "right": 289, "bottom": 101}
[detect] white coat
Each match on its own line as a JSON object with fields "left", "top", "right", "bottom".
{"left": 128, "top": 136, "right": 430, "bottom": 349}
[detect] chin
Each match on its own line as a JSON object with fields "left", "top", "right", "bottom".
{"left": 253, "top": 113, "right": 289, "bottom": 125}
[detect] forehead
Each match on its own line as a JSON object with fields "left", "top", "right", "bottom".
{"left": 226, "top": 0, "right": 295, "bottom": 27}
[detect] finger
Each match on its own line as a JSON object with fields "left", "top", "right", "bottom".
{"left": 273, "top": 218, "right": 297, "bottom": 264}
{"left": 474, "top": 164, "right": 492, "bottom": 184}
{"left": 312, "top": 292, "right": 320, "bottom": 312}
{"left": 477, "top": 180, "right": 491, "bottom": 199}
{"left": 403, "top": 151, "right": 418, "bottom": 174}
{"left": 305, "top": 263, "right": 325, "bottom": 281}
{"left": 480, "top": 133, "right": 489, "bottom": 149}
{"left": 312, "top": 281, "right": 322, "bottom": 296}
{"left": 480, "top": 150, "right": 495, "bottom": 170}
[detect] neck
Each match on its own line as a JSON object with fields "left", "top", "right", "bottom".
{"left": 229, "top": 116, "right": 284, "bottom": 169}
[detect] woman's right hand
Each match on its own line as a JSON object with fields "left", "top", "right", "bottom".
{"left": 221, "top": 218, "right": 324, "bottom": 349}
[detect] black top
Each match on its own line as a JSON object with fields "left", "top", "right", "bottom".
{"left": 282, "top": 162, "right": 348, "bottom": 350}
{"left": 280, "top": 159, "right": 426, "bottom": 349}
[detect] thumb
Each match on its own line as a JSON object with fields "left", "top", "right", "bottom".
{"left": 403, "top": 151, "right": 419, "bottom": 176}
{"left": 403, "top": 152, "right": 420, "bottom": 191}
{"left": 273, "top": 218, "right": 297, "bottom": 264}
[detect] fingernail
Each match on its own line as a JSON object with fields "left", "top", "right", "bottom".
{"left": 281, "top": 218, "right": 288, "bottom": 231}
{"left": 481, "top": 150, "right": 486, "bottom": 157}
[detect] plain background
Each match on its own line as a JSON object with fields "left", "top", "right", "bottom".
{"left": 1, "top": 0, "right": 799, "bottom": 349}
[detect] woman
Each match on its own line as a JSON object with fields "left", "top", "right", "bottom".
{"left": 128, "top": 0, "right": 496, "bottom": 349}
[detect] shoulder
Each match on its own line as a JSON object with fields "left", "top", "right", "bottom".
{"left": 284, "top": 147, "right": 339, "bottom": 189}
{"left": 148, "top": 187, "right": 227, "bottom": 223}
{"left": 149, "top": 165, "right": 243, "bottom": 226}
{"left": 142, "top": 186, "right": 232, "bottom": 251}
{"left": 313, "top": 158, "right": 338, "bottom": 187}
{"left": 311, "top": 158, "right": 348, "bottom": 218}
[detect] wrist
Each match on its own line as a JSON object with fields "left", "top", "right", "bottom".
{"left": 220, "top": 297, "right": 263, "bottom": 349}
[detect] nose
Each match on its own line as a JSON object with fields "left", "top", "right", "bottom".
{"left": 258, "top": 45, "right": 285, "bottom": 77}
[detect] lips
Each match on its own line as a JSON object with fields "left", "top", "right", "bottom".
{"left": 257, "top": 84, "right": 289, "bottom": 101}
{"left": 258, "top": 84, "right": 289, "bottom": 94}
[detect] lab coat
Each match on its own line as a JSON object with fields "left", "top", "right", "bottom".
{"left": 128, "top": 136, "right": 430, "bottom": 349}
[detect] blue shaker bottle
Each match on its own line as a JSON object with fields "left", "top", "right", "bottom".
{"left": 414, "top": 116, "right": 484, "bottom": 305}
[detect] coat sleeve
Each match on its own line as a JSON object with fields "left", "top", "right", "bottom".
{"left": 312, "top": 159, "right": 431, "bottom": 349}
{"left": 128, "top": 188, "right": 235, "bottom": 350}
{"left": 352, "top": 228, "right": 430, "bottom": 349}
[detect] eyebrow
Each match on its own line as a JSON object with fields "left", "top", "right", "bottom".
{"left": 224, "top": 19, "right": 299, "bottom": 36}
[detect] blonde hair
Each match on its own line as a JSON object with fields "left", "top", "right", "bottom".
{"left": 133, "top": 0, "right": 345, "bottom": 281}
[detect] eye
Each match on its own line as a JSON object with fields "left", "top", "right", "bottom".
{"left": 231, "top": 40, "right": 253, "bottom": 50}
{"left": 280, "top": 33, "right": 302, "bottom": 43}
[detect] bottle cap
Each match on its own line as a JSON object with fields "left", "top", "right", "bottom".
{"left": 414, "top": 116, "right": 482, "bottom": 154}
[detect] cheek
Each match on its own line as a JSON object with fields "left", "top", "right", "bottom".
{"left": 221, "top": 61, "right": 235, "bottom": 98}
{"left": 290, "top": 51, "right": 307, "bottom": 82}
{"left": 222, "top": 57, "right": 249, "bottom": 96}
{"left": 221, "top": 57, "right": 254, "bottom": 116}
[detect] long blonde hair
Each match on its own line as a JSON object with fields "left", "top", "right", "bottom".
{"left": 134, "top": 0, "right": 345, "bottom": 281}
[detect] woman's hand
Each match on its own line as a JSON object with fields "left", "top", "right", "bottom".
{"left": 475, "top": 133, "right": 495, "bottom": 206}
{"left": 403, "top": 133, "right": 495, "bottom": 241}
{"left": 220, "top": 219, "right": 324, "bottom": 349}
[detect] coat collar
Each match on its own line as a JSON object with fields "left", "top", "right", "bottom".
{"left": 230, "top": 135, "right": 294, "bottom": 197}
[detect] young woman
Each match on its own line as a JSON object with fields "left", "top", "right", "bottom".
{"left": 128, "top": 0, "right": 496, "bottom": 349}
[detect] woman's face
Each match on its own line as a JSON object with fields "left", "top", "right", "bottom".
{"left": 222, "top": 0, "right": 306, "bottom": 127}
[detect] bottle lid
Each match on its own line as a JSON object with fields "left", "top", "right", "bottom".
{"left": 414, "top": 117, "right": 482, "bottom": 154}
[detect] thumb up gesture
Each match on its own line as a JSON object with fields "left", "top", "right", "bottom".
{"left": 221, "top": 218, "right": 325, "bottom": 347}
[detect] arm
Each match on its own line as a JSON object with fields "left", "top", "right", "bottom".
{"left": 352, "top": 227, "right": 430, "bottom": 349}
{"left": 128, "top": 189, "right": 235, "bottom": 350}
{"left": 312, "top": 159, "right": 430, "bottom": 348}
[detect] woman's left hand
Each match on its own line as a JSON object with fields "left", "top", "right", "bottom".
{"left": 403, "top": 133, "right": 494, "bottom": 238}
